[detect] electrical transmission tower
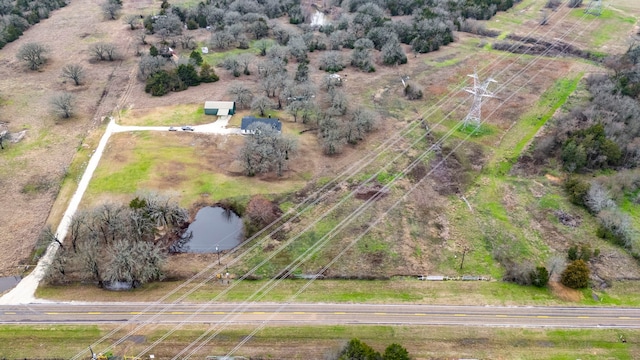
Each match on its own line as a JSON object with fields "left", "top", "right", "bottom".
{"left": 584, "top": 0, "right": 602, "bottom": 16}
{"left": 462, "top": 70, "right": 497, "bottom": 129}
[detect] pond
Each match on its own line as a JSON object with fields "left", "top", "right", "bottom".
{"left": 174, "top": 206, "right": 244, "bottom": 253}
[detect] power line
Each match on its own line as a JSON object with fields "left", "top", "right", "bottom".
{"left": 176, "top": 10, "right": 603, "bottom": 360}
{"left": 80, "top": 2, "right": 596, "bottom": 358}
{"left": 462, "top": 69, "right": 497, "bottom": 130}
{"left": 186, "top": 9, "right": 604, "bottom": 360}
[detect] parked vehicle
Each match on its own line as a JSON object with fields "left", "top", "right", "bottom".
{"left": 168, "top": 127, "right": 177, "bottom": 131}
{"left": 181, "top": 126, "right": 195, "bottom": 131}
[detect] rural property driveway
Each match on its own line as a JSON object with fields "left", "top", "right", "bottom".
{"left": 0, "top": 116, "right": 240, "bottom": 305}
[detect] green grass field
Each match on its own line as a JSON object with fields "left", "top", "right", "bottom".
{"left": 84, "top": 131, "right": 308, "bottom": 207}
{"left": 118, "top": 104, "right": 215, "bottom": 127}
{"left": 1, "top": 324, "right": 638, "bottom": 359}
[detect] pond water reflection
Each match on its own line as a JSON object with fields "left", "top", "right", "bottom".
{"left": 174, "top": 206, "right": 243, "bottom": 253}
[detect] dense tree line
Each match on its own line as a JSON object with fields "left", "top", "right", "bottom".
{"left": 535, "top": 45, "right": 640, "bottom": 173}
{"left": 138, "top": 0, "right": 520, "bottom": 80}
{"left": 44, "top": 194, "right": 189, "bottom": 289}
{"left": 143, "top": 49, "right": 219, "bottom": 96}
{"left": 0, "top": 0, "right": 67, "bottom": 49}
{"left": 529, "top": 46, "right": 640, "bottom": 258}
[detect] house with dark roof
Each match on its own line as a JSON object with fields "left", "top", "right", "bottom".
{"left": 240, "top": 116, "right": 282, "bottom": 134}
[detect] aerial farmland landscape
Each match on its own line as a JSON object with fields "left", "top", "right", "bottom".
{"left": 1, "top": 0, "right": 640, "bottom": 358}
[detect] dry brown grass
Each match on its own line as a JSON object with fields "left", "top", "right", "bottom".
{"left": 0, "top": 0, "right": 138, "bottom": 276}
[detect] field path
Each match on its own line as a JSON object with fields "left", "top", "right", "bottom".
{"left": 0, "top": 115, "right": 238, "bottom": 304}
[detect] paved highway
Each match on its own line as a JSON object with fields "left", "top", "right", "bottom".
{"left": 1, "top": 303, "right": 639, "bottom": 328}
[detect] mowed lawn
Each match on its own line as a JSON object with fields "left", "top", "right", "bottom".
{"left": 118, "top": 104, "right": 218, "bottom": 127}
{"left": 84, "top": 129, "right": 311, "bottom": 207}
{"left": 1, "top": 324, "right": 638, "bottom": 359}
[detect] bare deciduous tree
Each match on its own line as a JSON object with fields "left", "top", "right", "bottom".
{"left": 138, "top": 54, "right": 165, "bottom": 79}
{"left": 585, "top": 182, "right": 615, "bottom": 214}
{"left": 319, "top": 115, "right": 345, "bottom": 155}
{"left": 328, "top": 88, "right": 348, "bottom": 116}
{"left": 153, "top": 13, "right": 183, "bottom": 42}
{"left": 221, "top": 55, "right": 241, "bottom": 77}
{"left": 210, "top": 30, "right": 235, "bottom": 49}
{"left": 228, "top": 83, "right": 254, "bottom": 109}
{"left": 251, "top": 96, "right": 275, "bottom": 117}
{"left": 239, "top": 123, "right": 298, "bottom": 176}
{"left": 46, "top": 193, "right": 186, "bottom": 287}
{"left": 90, "top": 42, "right": 118, "bottom": 61}
{"left": 179, "top": 34, "right": 196, "bottom": 49}
{"left": 381, "top": 37, "right": 407, "bottom": 65}
{"left": 51, "top": 93, "right": 74, "bottom": 119}
{"left": 288, "top": 35, "right": 308, "bottom": 62}
{"left": 16, "top": 42, "right": 48, "bottom": 70}
{"left": 319, "top": 51, "right": 345, "bottom": 73}
{"left": 61, "top": 64, "right": 85, "bottom": 86}
{"left": 101, "top": 0, "right": 122, "bottom": 20}
{"left": 124, "top": 14, "right": 140, "bottom": 29}
{"left": 350, "top": 38, "right": 375, "bottom": 72}
{"left": 237, "top": 53, "right": 254, "bottom": 76}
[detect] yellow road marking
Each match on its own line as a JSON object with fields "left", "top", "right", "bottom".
{"left": 130, "top": 312, "right": 141, "bottom": 315}
{"left": 619, "top": 316, "right": 631, "bottom": 319}
{"left": 46, "top": 312, "right": 59, "bottom": 315}
{"left": 374, "top": 312, "right": 386, "bottom": 315}
{"left": 88, "top": 312, "right": 101, "bottom": 315}
{"left": 171, "top": 312, "right": 185, "bottom": 315}
{"left": 334, "top": 312, "right": 346, "bottom": 315}
{"left": 4, "top": 312, "right": 16, "bottom": 315}
{"left": 414, "top": 313, "right": 426, "bottom": 316}
{"left": 293, "top": 312, "right": 305, "bottom": 314}
{"left": 253, "top": 312, "right": 266, "bottom": 314}
{"left": 213, "top": 312, "right": 225, "bottom": 315}
{"left": 537, "top": 316, "right": 549, "bottom": 318}
{"left": 577, "top": 316, "right": 589, "bottom": 319}
{"left": 496, "top": 315, "right": 508, "bottom": 317}
{"left": 454, "top": 314, "right": 466, "bottom": 317}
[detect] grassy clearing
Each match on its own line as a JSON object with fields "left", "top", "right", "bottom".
{"left": 1, "top": 324, "right": 638, "bottom": 359}
{"left": 0, "top": 325, "right": 103, "bottom": 358}
{"left": 619, "top": 195, "right": 640, "bottom": 234}
{"left": 36, "top": 277, "right": 640, "bottom": 307}
{"left": 570, "top": 8, "right": 637, "bottom": 49}
{"left": 84, "top": 131, "right": 308, "bottom": 207}
{"left": 201, "top": 40, "right": 272, "bottom": 66}
{"left": 118, "top": 104, "right": 216, "bottom": 126}
{"left": 487, "top": 0, "right": 543, "bottom": 32}
{"left": 490, "top": 74, "right": 581, "bottom": 175}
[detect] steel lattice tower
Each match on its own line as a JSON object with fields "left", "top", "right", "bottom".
{"left": 584, "top": 0, "right": 603, "bottom": 16}
{"left": 462, "top": 71, "right": 497, "bottom": 129}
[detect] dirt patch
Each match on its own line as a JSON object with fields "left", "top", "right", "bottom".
{"left": 0, "top": 0, "right": 136, "bottom": 277}
{"left": 545, "top": 174, "right": 562, "bottom": 184}
{"left": 548, "top": 281, "right": 582, "bottom": 302}
{"left": 553, "top": 210, "right": 581, "bottom": 227}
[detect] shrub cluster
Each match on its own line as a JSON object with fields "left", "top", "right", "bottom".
{"left": 0, "top": 0, "right": 67, "bottom": 49}
{"left": 145, "top": 61, "right": 218, "bottom": 96}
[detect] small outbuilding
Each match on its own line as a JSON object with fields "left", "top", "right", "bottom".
{"left": 241, "top": 116, "right": 282, "bottom": 134}
{"left": 204, "top": 101, "right": 236, "bottom": 116}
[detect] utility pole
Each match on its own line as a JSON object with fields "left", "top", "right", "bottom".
{"left": 463, "top": 70, "right": 497, "bottom": 130}
{"left": 215, "top": 245, "right": 220, "bottom": 265}
{"left": 460, "top": 246, "right": 469, "bottom": 270}
{"left": 584, "top": 0, "right": 602, "bottom": 16}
